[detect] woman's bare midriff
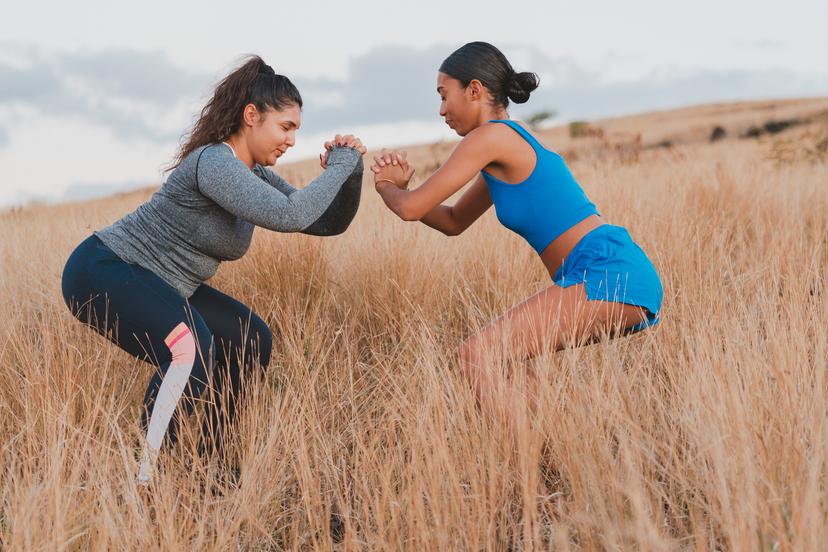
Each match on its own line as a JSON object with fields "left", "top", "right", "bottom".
{"left": 539, "top": 214, "right": 606, "bottom": 278}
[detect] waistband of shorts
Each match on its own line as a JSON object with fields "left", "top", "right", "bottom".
{"left": 552, "top": 224, "right": 629, "bottom": 281}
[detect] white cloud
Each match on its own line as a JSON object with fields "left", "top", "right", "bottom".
{"left": 1, "top": 25, "right": 827, "bottom": 207}
{"left": 0, "top": 113, "right": 173, "bottom": 206}
{"left": 0, "top": 46, "right": 213, "bottom": 144}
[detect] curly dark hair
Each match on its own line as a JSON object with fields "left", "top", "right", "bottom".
{"left": 168, "top": 55, "right": 302, "bottom": 170}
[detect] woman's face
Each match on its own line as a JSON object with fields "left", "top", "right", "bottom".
{"left": 437, "top": 72, "right": 477, "bottom": 137}
{"left": 249, "top": 103, "right": 301, "bottom": 166}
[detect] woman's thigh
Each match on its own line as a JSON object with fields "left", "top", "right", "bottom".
{"left": 188, "top": 284, "right": 272, "bottom": 369}
{"left": 62, "top": 235, "right": 212, "bottom": 365}
{"left": 464, "top": 283, "right": 648, "bottom": 360}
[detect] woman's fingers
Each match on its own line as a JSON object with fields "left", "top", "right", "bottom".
{"left": 373, "top": 148, "right": 408, "bottom": 168}
{"left": 332, "top": 133, "right": 368, "bottom": 154}
{"left": 371, "top": 147, "right": 413, "bottom": 177}
{"left": 350, "top": 138, "right": 367, "bottom": 154}
{"left": 393, "top": 151, "right": 410, "bottom": 167}
{"left": 389, "top": 149, "right": 408, "bottom": 165}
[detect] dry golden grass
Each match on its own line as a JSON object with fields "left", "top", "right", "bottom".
{"left": 1, "top": 98, "right": 827, "bottom": 550}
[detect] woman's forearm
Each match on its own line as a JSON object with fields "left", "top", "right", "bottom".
{"left": 301, "top": 158, "right": 363, "bottom": 236}
{"left": 376, "top": 181, "right": 420, "bottom": 221}
{"left": 200, "top": 145, "right": 361, "bottom": 232}
{"left": 376, "top": 182, "right": 459, "bottom": 234}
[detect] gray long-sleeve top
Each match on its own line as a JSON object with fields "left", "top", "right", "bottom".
{"left": 95, "top": 143, "right": 363, "bottom": 297}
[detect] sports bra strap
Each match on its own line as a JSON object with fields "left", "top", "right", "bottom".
{"left": 489, "top": 119, "right": 543, "bottom": 151}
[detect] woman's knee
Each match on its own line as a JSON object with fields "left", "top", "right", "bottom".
{"left": 590, "top": 300, "right": 648, "bottom": 338}
{"left": 185, "top": 319, "right": 217, "bottom": 384}
{"left": 61, "top": 264, "right": 109, "bottom": 333}
{"left": 456, "top": 338, "right": 481, "bottom": 381}
{"left": 249, "top": 312, "right": 272, "bottom": 368}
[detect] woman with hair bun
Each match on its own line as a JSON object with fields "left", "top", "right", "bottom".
{"left": 61, "top": 55, "right": 366, "bottom": 485}
{"left": 372, "top": 42, "right": 662, "bottom": 425}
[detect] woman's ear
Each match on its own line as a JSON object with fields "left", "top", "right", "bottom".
{"left": 242, "top": 103, "right": 260, "bottom": 127}
{"left": 467, "top": 79, "right": 484, "bottom": 101}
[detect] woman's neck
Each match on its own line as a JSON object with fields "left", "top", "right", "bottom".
{"left": 479, "top": 108, "right": 510, "bottom": 126}
{"left": 224, "top": 135, "right": 254, "bottom": 168}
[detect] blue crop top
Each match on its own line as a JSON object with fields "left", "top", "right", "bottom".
{"left": 480, "top": 120, "right": 600, "bottom": 254}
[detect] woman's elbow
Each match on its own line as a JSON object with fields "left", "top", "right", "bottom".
{"left": 260, "top": 216, "right": 305, "bottom": 233}
{"left": 351, "top": 157, "right": 365, "bottom": 176}
{"left": 398, "top": 204, "right": 424, "bottom": 222}
{"left": 302, "top": 220, "right": 348, "bottom": 236}
{"left": 440, "top": 220, "right": 468, "bottom": 236}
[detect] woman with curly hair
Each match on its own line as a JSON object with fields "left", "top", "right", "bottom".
{"left": 61, "top": 55, "right": 366, "bottom": 485}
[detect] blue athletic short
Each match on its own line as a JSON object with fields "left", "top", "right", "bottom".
{"left": 552, "top": 224, "right": 663, "bottom": 334}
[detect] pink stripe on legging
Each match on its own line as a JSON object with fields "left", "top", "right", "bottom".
{"left": 137, "top": 322, "right": 196, "bottom": 484}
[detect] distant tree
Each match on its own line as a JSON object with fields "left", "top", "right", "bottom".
{"left": 568, "top": 120, "right": 605, "bottom": 139}
{"left": 526, "top": 110, "right": 557, "bottom": 130}
{"left": 710, "top": 126, "right": 727, "bottom": 142}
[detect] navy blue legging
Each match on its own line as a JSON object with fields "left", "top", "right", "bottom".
{"left": 61, "top": 235, "right": 272, "bottom": 474}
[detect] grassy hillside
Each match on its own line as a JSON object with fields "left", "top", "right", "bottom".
{"left": 1, "top": 97, "right": 826, "bottom": 550}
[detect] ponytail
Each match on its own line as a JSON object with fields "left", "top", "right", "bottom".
{"left": 168, "top": 55, "right": 302, "bottom": 170}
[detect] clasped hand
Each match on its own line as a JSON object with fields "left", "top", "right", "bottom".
{"left": 319, "top": 134, "right": 367, "bottom": 168}
{"left": 370, "top": 149, "right": 415, "bottom": 191}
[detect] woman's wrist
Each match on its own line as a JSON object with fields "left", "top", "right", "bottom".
{"left": 375, "top": 177, "right": 416, "bottom": 220}
{"left": 376, "top": 179, "right": 405, "bottom": 202}
{"left": 375, "top": 179, "right": 395, "bottom": 194}
{"left": 326, "top": 145, "right": 362, "bottom": 166}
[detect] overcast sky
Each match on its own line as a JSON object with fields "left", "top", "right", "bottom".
{"left": 1, "top": 0, "right": 826, "bottom": 206}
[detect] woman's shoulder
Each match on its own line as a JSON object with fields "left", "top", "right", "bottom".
{"left": 171, "top": 143, "right": 225, "bottom": 172}
{"left": 178, "top": 143, "right": 240, "bottom": 178}
{"left": 190, "top": 142, "right": 233, "bottom": 164}
{"left": 164, "top": 143, "right": 236, "bottom": 189}
{"left": 463, "top": 120, "right": 528, "bottom": 144}
{"left": 480, "top": 119, "right": 540, "bottom": 140}
{"left": 456, "top": 121, "right": 534, "bottom": 154}
{"left": 474, "top": 120, "right": 550, "bottom": 155}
